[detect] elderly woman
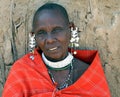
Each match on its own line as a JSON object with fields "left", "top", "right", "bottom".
{"left": 2, "top": 3, "right": 111, "bottom": 97}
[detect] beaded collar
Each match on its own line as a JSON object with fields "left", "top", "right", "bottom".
{"left": 42, "top": 53, "right": 73, "bottom": 70}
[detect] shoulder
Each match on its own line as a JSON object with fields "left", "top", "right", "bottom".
{"left": 2, "top": 54, "right": 29, "bottom": 97}
{"left": 7, "top": 53, "right": 39, "bottom": 80}
{"left": 73, "top": 57, "right": 89, "bottom": 71}
{"left": 11, "top": 53, "right": 30, "bottom": 69}
{"left": 72, "top": 57, "right": 89, "bottom": 82}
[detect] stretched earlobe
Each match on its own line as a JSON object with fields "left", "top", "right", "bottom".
{"left": 69, "top": 22, "right": 75, "bottom": 29}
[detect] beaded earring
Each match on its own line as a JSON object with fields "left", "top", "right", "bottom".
{"left": 29, "top": 32, "right": 36, "bottom": 60}
{"left": 70, "top": 26, "right": 80, "bottom": 55}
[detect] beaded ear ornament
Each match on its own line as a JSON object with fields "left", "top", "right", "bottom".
{"left": 29, "top": 32, "right": 36, "bottom": 60}
{"left": 70, "top": 24, "right": 80, "bottom": 55}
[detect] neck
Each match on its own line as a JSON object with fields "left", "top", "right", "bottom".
{"left": 42, "top": 52, "right": 73, "bottom": 70}
{"left": 45, "top": 53, "right": 68, "bottom": 62}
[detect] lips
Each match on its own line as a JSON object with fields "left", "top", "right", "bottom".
{"left": 49, "top": 47, "right": 58, "bottom": 51}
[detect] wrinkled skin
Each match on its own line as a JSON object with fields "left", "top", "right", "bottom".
{"left": 33, "top": 10, "right": 71, "bottom": 61}
{"left": 33, "top": 9, "right": 89, "bottom": 88}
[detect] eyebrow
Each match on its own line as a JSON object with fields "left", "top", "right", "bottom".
{"left": 34, "top": 24, "right": 65, "bottom": 32}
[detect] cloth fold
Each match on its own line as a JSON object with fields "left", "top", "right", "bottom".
{"left": 2, "top": 49, "right": 111, "bottom": 97}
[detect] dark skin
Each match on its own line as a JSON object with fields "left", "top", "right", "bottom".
{"left": 34, "top": 10, "right": 70, "bottom": 61}
{"left": 49, "top": 58, "right": 89, "bottom": 88}
{"left": 33, "top": 9, "right": 89, "bottom": 89}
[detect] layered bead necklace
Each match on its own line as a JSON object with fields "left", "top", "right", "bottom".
{"left": 42, "top": 53, "right": 74, "bottom": 90}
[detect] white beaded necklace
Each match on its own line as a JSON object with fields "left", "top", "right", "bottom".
{"left": 42, "top": 53, "right": 73, "bottom": 69}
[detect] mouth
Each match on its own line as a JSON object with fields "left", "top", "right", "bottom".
{"left": 49, "top": 47, "right": 58, "bottom": 51}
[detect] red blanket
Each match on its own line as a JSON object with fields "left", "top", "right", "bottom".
{"left": 2, "top": 49, "right": 111, "bottom": 97}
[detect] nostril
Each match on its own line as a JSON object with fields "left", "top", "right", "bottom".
{"left": 45, "top": 34, "right": 56, "bottom": 43}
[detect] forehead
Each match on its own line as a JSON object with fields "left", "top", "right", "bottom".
{"left": 34, "top": 9, "right": 68, "bottom": 26}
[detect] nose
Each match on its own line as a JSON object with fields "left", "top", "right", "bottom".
{"left": 45, "top": 33, "right": 56, "bottom": 44}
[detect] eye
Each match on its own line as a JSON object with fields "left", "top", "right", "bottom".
{"left": 36, "top": 30, "right": 47, "bottom": 36}
{"left": 52, "top": 27, "right": 63, "bottom": 34}
{"left": 38, "top": 30, "right": 46, "bottom": 34}
{"left": 35, "top": 30, "right": 47, "bottom": 38}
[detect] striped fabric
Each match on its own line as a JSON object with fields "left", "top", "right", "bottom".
{"left": 2, "top": 49, "right": 111, "bottom": 97}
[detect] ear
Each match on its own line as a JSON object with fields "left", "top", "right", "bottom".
{"left": 30, "top": 31, "right": 34, "bottom": 35}
{"left": 69, "top": 22, "right": 75, "bottom": 29}
{"left": 67, "top": 22, "right": 71, "bottom": 41}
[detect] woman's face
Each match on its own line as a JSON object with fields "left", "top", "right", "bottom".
{"left": 33, "top": 10, "right": 71, "bottom": 61}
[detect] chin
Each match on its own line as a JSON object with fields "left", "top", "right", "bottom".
{"left": 51, "top": 55, "right": 63, "bottom": 60}
{"left": 46, "top": 53, "right": 65, "bottom": 61}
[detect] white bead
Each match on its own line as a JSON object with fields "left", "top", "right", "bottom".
{"left": 73, "top": 51, "right": 77, "bottom": 54}
{"left": 70, "top": 38, "right": 75, "bottom": 42}
{"left": 75, "top": 43, "right": 79, "bottom": 47}
{"left": 30, "top": 55, "right": 34, "bottom": 60}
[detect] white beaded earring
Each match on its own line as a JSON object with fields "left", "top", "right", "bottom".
{"left": 70, "top": 27, "right": 80, "bottom": 54}
{"left": 29, "top": 32, "right": 36, "bottom": 60}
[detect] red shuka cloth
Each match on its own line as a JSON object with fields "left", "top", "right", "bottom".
{"left": 2, "top": 49, "right": 111, "bottom": 97}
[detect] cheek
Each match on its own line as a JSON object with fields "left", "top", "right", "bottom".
{"left": 65, "top": 33, "right": 71, "bottom": 43}
{"left": 36, "top": 39, "right": 44, "bottom": 49}
{"left": 61, "top": 34, "right": 70, "bottom": 47}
